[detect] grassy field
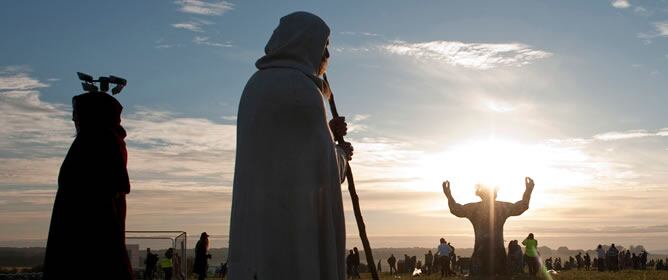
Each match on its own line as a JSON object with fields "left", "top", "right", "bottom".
{"left": 343, "top": 270, "right": 668, "bottom": 280}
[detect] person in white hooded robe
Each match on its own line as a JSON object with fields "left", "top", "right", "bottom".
{"left": 227, "top": 11, "right": 352, "bottom": 280}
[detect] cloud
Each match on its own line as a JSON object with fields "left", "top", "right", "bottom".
{"left": 0, "top": 73, "right": 49, "bottom": 91}
{"left": 172, "top": 22, "right": 204, "bottom": 32}
{"left": 381, "top": 40, "right": 552, "bottom": 70}
{"left": 174, "top": 0, "right": 234, "bottom": 16}
{"left": 593, "top": 129, "right": 668, "bottom": 141}
{"left": 637, "top": 21, "right": 668, "bottom": 43}
{"left": 654, "top": 21, "right": 668, "bottom": 37}
{"left": 193, "top": 36, "right": 233, "bottom": 47}
{"left": 634, "top": 6, "right": 650, "bottom": 16}
{"left": 611, "top": 0, "right": 630, "bottom": 9}
{"left": 339, "top": 31, "right": 381, "bottom": 37}
{"left": 171, "top": 18, "right": 214, "bottom": 33}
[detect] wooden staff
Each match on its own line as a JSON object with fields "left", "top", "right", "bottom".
{"left": 323, "top": 73, "right": 379, "bottom": 280}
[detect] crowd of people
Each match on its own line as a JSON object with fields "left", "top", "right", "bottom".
{"left": 142, "top": 232, "right": 212, "bottom": 280}
{"left": 383, "top": 238, "right": 461, "bottom": 277}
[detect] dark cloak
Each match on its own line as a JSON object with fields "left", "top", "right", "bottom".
{"left": 43, "top": 92, "right": 133, "bottom": 279}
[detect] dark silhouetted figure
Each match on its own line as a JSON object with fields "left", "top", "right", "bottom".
{"left": 507, "top": 240, "right": 523, "bottom": 275}
{"left": 377, "top": 260, "right": 381, "bottom": 274}
{"left": 437, "top": 238, "right": 452, "bottom": 277}
{"left": 352, "top": 247, "right": 361, "bottom": 278}
{"left": 640, "top": 251, "right": 648, "bottom": 270}
{"left": 43, "top": 91, "right": 132, "bottom": 280}
{"left": 575, "top": 252, "right": 583, "bottom": 270}
{"left": 404, "top": 254, "right": 410, "bottom": 273}
{"left": 387, "top": 254, "right": 397, "bottom": 275}
{"left": 145, "top": 248, "right": 159, "bottom": 280}
{"left": 607, "top": 243, "right": 619, "bottom": 272}
{"left": 584, "top": 252, "right": 591, "bottom": 270}
{"left": 346, "top": 250, "right": 354, "bottom": 279}
{"left": 425, "top": 250, "right": 433, "bottom": 275}
{"left": 194, "top": 232, "right": 211, "bottom": 280}
{"left": 596, "top": 244, "right": 605, "bottom": 271}
{"left": 442, "top": 177, "right": 535, "bottom": 277}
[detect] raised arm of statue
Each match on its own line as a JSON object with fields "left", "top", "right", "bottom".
{"left": 442, "top": 181, "right": 471, "bottom": 218}
{"left": 507, "top": 177, "right": 535, "bottom": 217}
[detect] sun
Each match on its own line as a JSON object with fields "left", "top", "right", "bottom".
{"left": 405, "top": 138, "right": 588, "bottom": 205}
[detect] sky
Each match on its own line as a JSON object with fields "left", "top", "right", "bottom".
{"left": 1, "top": 0, "right": 668, "bottom": 251}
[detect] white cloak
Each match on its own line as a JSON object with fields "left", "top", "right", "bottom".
{"left": 227, "top": 11, "right": 347, "bottom": 280}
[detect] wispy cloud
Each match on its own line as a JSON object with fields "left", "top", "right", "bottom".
{"left": 593, "top": 128, "right": 668, "bottom": 141}
{"left": 339, "top": 31, "right": 381, "bottom": 37}
{"left": 611, "top": 0, "right": 630, "bottom": 9}
{"left": 172, "top": 18, "right": 214, "bottom": 33}
{"left": 174, "top": 0, "right": 234, "bottom": 16}
{"left": 637, "top": 21, "right": 668, "bottom": 44}
{"left": 193, "top": 36, "right": 233, "bottom": 47}
{"left": 172, "top": 22, "right": 204, "bottom": 32}
{"left": 381, "top": 40, "right": 552, "bottom": 70}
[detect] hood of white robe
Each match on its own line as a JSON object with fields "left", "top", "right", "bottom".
{"left": 255, "top": 11, "right": 330, "bottom": 88}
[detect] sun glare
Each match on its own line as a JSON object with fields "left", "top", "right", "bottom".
{"left": 405, "top": 138, "right": 594, "bottom": 207}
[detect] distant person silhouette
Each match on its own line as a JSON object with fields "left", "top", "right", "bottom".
{"left": 522, "top": 233, "right": 539, "bottom": 276}
{"left": 145, "top": 248, "right": 159, "bottom": 280}
{"left": 226, "top": 11, "right": 352, "bottom": 280}
{"left": 404, "top": 254, "right": 410, "bottom": 273}
{"left": 437, "top": 238, "right": 452, "bottom": 277}
{"left": 607, "top": 243, "right": 619, "bottom": 272}
{"left": 596, "top": 244, "right": 605, "bottom": 271}
{"left": 575, "top": 252, "right": 583, "bottom": 270}
{"left": 160, "top": 248, "right": 174, "bottom": 280}
{"left": 507, "top": 240, "right": 523, "bottom": 275}
{"left": 425, "top": 250, "right": 433, "bottom": 275}
{"left": 584, "top": 252, "right": 591, "bottom": 270}
{"left": 442, "top": 177, "right": 535, "bottom": 277}
{"left": 42, "top": 90, "right": 133, "bottom": 280}
{"left": 377, "top": 260, "right": 382, "bottom": 274}
{"left": 387, "top": 254, "right": 397, "bottom": 275}
{"left": 352, "top": 247, "right": 361, "bottom": 278}
{"left": 640, "top": 251, "right": 648, "bottom": 270}
{"left": 194, "top": 232, "right": 211, "bottom": 280}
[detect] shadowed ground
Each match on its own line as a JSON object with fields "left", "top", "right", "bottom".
{"left": 343, "top": 269, "right": 668, "bottom": 280}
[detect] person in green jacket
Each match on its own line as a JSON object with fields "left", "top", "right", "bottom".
{"left": 522, "top": 233, "right": 539, "bottom": 276}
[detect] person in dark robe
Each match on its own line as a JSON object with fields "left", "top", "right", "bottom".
{"left": 194, "top": 232, "right": 211, "bottom": 280}
{"left": 377, "top": 260, "right": 381, "bottom": 274}
{"left": 42, "top": 90, "right": 132, "bottom": 280}
{"left": 441, "top": 177, "right": 535, "bottom": 278}
{"left": 584, "top": 252, "right": 591, "bottom": 270}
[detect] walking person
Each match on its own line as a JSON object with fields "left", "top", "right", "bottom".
{"left": 226, "top": 11, "right": 353, "bottom": 280}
